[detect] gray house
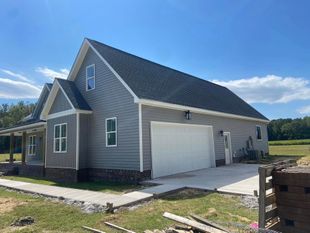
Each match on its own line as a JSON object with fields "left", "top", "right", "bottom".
{"left": 0, "top": 38, "right": 269, "bottom": 182}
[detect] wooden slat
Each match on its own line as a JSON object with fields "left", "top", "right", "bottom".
{"left": 82, "top": 226, "right": 106, "bottom": 233}
{"left": 258, "top": 167, "right": 267, "bottom": 228}
{"left": 163, "top": 212, "right": 226, "bottom": 233}
{"left": 190, "top": 214, "right": 229, "bottom": 232}
{"left": 104, "top": 222, "right": 136, "bottom": 233}
{"left": 265, "top": 193, "right": 276, "bottom": 206}
{"left": 265, "top": 208, "right": 278, "bottom": 221}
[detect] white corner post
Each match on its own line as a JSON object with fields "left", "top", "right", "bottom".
{"left": 139, "top": 103, "right": 143, "bottom": 172}
{"left": 76, "top": 112, "right": 80, "bottom": 170}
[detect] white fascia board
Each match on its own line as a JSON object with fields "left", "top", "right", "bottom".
{"left": 40, "top": 82, "right": 60, "bottom": 120}
{"left": 0, "top": 122, "right": 46, "bottom": 135}
{"left": 67, "top": 39, "right": 90, "bottom": 81}
{"left": 138, "top": 99, "right": 270, "bottom": 124}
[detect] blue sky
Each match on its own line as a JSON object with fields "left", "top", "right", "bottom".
{"left": 0, "top": 0, "right": 310, "bottom": 120}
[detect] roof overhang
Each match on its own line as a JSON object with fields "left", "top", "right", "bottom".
{"left": 0, "top": 122, "right": 46, "bottom": 135}
{"left": 137, "top": 98, "right": 270, "bottom": 123}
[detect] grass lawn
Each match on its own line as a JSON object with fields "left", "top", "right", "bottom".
{"left": 0, "top": 153, "right": 21, "bottom": 162}
{"left": 269, "top": 144, "right": 310, "bottom": 157}
{"left": 269, "top": 138, "right": 310, "bottom": 146}
{"left": 2, "top": 176, "right": 141, "bottom": 194}
{"left": 0, "top": 188, "right": 257, "bottom": 233}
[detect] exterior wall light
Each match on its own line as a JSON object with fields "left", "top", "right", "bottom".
{"left": 219, "top": 130, "right": 224, "bottom": 136}
{"left": 185, "top": 110, "right": 192, "bottom": 120}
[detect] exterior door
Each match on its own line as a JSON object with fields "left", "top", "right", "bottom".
{"left": 224, "top": 132, "right": 232, "bottom": 164}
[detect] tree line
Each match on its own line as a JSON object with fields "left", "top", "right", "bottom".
{"left": 0, "top": 101, "right": 36, "bottom": 153}
{"left": 268, "top": 117, "right": 310, "bottom": 141}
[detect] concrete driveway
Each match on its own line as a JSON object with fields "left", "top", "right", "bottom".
{"left": 146, "top": 163, "right": 259, "bottom": 196}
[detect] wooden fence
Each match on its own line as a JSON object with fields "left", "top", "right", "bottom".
{"left": 258, "top": 159, "right": 297, "bottom": 230}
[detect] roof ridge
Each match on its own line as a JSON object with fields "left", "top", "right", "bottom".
{"left": 87, "top": 38, "right": 226, "bottom": 89}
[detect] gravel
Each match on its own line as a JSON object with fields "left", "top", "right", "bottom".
{"left": 239, "top": 195, "right": 259, "bottom": 209}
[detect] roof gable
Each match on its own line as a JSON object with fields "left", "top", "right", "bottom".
{"left": 40, "top": 79, "right": 92, "bottom": 119}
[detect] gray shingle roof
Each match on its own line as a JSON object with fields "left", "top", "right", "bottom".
{"left": 88, "top": 39, "right": 268, "bottom": 121}
{"left": 56, "top": 78, "right": 92, "bottom": 111}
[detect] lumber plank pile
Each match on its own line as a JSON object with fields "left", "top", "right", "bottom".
{"left": 144, "top": 212, "right": 229, "bottom": 233}
{"left": 83, "top": 212, "right": 229, "bottom": 233}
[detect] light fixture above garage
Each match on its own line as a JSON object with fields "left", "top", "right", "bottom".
{"left": 219, "top": 130, "right": 224, "bottom": 136}
{"left": 185, "top": 110, "right": 192, "bottom": 120}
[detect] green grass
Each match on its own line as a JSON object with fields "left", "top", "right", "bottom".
{"left": 269, "top": 144, "right": 310, "bottom": 157}
{"left": 0, "top": 188, "right": 257, "bottom": 233}
{"left": 2, "top": 176, "right": 140, "bottom": 194}
{"left": 0, "top": 153, "right": 21, "bottom": 162}
{"left": 269, "top": 139, "right": 310, "bottom": 146}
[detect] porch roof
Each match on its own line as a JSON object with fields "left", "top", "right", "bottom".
{"left": 0, "top": 119, "right": 46, "bottom": 135}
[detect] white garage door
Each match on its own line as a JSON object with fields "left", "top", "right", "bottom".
{"left": 151, "top": 122, "right": 215, "bottom": 178}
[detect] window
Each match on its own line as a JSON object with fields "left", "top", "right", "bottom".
{"left": 86, "top": 64, "right": 95, "bottom": 91}
{"left": 28, "top": 135, "right": 36, "bottom": 155}
{"left": 54, "top": 123, "right": 67, "bottom": 153}
{"left": 256, "top": 125, "right": 262, "bottom": 140}
{"left": 106, "top": 117, "right": 117, "bottom": 147}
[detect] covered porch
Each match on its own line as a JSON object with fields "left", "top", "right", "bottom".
{"left": 0, "top": 121, "right": 46, "bottom": 166}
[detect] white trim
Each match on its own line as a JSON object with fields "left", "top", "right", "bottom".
{"left": 85, "top": 39, "right": 139, "bottom": 101}
{"left": 67, "top": 39, "right": 90, "bottom": 81}
{"left": 138, "top": 103, "right": 143, "bottom": 172}
{"left": 46, "top": 109, "right": 76, "bottom": 120}
{"left": 256, "top": 125, "right": 263, "bottom": 141}
{"left": 223, "top": 131, "right": 233, "bottom": 165}
{"left": 53, "top": 123, "right": 68, "bottom": 153}
{"left": 0, "top": 122, "right": 46, "bottom": 134}
{"left": 76, "top": 112, "right": 80, "bottom": 170}
{"left": 105, "top": 117, "right": 117, "bottom": 147}
{"left": 28, "top": 135, "right": 36, "bottom": 156}
{"left": 44, "top": 128, "right": 47, "bottom": 168}
{"left": 139, "top": 99, "right": 269, "bottom": 123}
{"left": 86, "top": 64, "right": 96, "bottom": 91}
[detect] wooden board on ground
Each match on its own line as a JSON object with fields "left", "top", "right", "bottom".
{"left": 190, "top": 214, "right": 229, "bottom": 232}
{"left": 104, "top": 222, "right": 136, "bottom": 233}
{"left": 163, "top": 212, "right": 226, "bottom": 233}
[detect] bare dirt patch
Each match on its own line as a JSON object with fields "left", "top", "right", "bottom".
{"left": 0, "top": 197, "right": 26, "bottom": 214}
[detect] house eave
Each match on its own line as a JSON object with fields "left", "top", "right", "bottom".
{"left": 137, "top": 98, "right": 270, "bottom": 124}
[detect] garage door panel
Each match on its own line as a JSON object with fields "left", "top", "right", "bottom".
{"left": 151, "top": 122, "right": 215, "bottom": 178}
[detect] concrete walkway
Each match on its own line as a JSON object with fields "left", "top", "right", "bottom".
{"left": 0, "top": 164, "right": 258, "bottom": 209}
{"left": 0, "top": 178, "right": 180, "bottom": 208}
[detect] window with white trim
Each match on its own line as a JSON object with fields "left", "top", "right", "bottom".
{"left": 28, "top": 135, "right": 36, "bottom": 155}
{"left": 86, "top": 64, "right": 95, "bottom": 91}
{"left": 256, "top": 125, "right": 262, "bottom": 140}
{"left": 106, "top": 117, "right": 117, "bottom": 147}
{"left": 54, "top": 123, "right": 67, "bottom": 153}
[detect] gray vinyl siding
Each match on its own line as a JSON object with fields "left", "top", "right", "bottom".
{"left": 49, "top": 90, "right": 72, "bottom": 114}
{"left": 142, "top": 105, "right": 269, "bottom": 170}
{"left": 46, "top": 114, "right": 77, "bottom": 169}
{"left": 26, "top": 131, "right": 44, "bottom": 163}
{"left": 74, "top": 48, "right": 140, "bottom": 170}
{"left": 79, "top": 114, "right": 89, "bottom": 169}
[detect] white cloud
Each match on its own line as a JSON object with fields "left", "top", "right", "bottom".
{"left": 36, "top": 67, "right": 69, "bottom": 80}
{"left": 1, "top": 69, "right": 34, "bottom": 83}
{"left": 298, "top": 105, "right": 310, "bottom": 115}
{"left": 212, "top": 75, "right": 310, "bottom": 104}
{"left": 0, "top": 78, "right": 41, "bottom": 99}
